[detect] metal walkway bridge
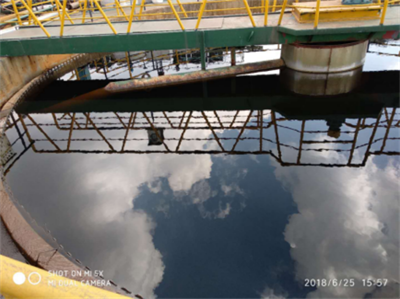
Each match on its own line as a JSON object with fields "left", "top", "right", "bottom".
{"left": 0, "top": 0, "right": 399, "bottom": 56}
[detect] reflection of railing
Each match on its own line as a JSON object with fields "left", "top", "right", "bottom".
{"left": 3, "top": 108, "right": 399, "bottom": 174}
{"left": 1, "top": 114, "right": 34, "bottom": 175}
{"left": 3, "top": 0, "right": 399, "bottom": 37}
{"left": 69, "top": 46, "right": 251, "bottom": 80}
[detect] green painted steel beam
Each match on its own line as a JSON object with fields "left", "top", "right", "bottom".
{"left": 0, "top": 24, "right": 398, "bottom": 57}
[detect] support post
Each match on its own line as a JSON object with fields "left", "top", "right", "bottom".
{"left": 115, "top": 0, "right": 129, "bottom": 21}
{"left": 200, "top": 31, "right": 206, "bottom": 71}
{"left": 94, "top": 0, "right": 118, "bottom": 34}
{"left": 127, "top": 0, "right": 137, "bottom": 33}
{"left": 272, "top": 0, "right": 276, "bottom": 12}
{"left": 125, "top": 52, "right": 133, "bottom": 78}
{"left": 297, "top": 120, "right": 305, "bottom": 164}
{"left": 176, "top": 0, "right": 188, "bottom": 18}
{"left": 277, "top": 0, "right": 288, "bottom": 26}
{"left": 230, "top": 48, "right": 236, "bottom": 66}
{"left": 195, "top": 0, "right": 207, "bottom": 30}
{"left": 242, "top": 0, "right": 256, "bottom": 27}
{"left": 82, "top": 0, "right": 88, "bottom": 23}
{"left": 347, "top": 119, "right": 361, "bottom": 165}
{"left": 138, "top": 0, "right": 145, "bottom": 20}
{"left": 60, "top": 0, "right": 68, "bottom": 35}
{"left": 314, "top": 0, "right": 321, "bottom": 29}
{"left": 167, "top": 0, "right": 185, "bottom": 30}
{"left": 19, "top": 0, "right": 51, "bottom": 37}
{"left": 55, "top": 0, "right": 74, "bottom": 25}
{"left": 264, "top": 0, "right": 269, "bottom": 26}
{"left": 380, "top": 0, "right": 389, "bottom": 25}
{"left": 380, "top": 108, "right": 396, "bottom": 152}
{"left": 10, "top": 0, "right": 22, "bottom": 25}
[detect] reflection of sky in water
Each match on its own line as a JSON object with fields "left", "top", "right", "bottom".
{"left": 4, "top": 107, "right": 399, "bottom": 299}
{"left": 3, "top": 45, "right": 400, "bottom": 298}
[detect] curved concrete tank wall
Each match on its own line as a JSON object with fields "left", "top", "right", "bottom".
{"left": 0, "top": 52, "right": 133, "bottom": 296}
{"left": 0, "top": 55, "right": 73, "bottom": 106}
{"left": 281, "top": 40, "right": 369, "bottom": 73}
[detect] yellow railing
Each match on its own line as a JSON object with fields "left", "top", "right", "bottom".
{"left": 0, "top": 255, "right": 130, "bottom": 299}
{"left": 3, "top": 0, "right": 399, "bottom": 37}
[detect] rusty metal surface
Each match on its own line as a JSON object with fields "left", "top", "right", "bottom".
{"left": 105, "top": 59, "right": 285, "bottom": 93}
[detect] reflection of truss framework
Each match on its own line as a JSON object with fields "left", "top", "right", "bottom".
{"left": 3, "top": 108, "right": 399, "bottom": 173}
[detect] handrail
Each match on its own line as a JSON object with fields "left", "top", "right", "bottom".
{"left": 3, "top": 0, "right": 399, "bottom": 37}
{"left": 0, "top": 255, "right": 130, "bottom": 299}
{"left": 314, "top": 0, "right": 321, "bottom": 28}
{"left": 19, "top": 0, "right": 51, "bottom": 36}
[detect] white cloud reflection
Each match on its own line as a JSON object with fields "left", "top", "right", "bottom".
{"left": 8, "top": 112, "right": 219, "bottom": 298}
{"left": 272, "top": 148, "right": 399, "bottom": 298}
{"left": 71, "top": 139, "right": 214, "bottom": 297}
{"left": 260, "top": 287, "right": 287, "bottom": 299}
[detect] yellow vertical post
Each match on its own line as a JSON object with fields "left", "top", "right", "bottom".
{"left": 115, "top": 0, "right": 129, "bottom": 21}
{"left": 19, "top": 0, "right": 51, "bottom": 37}
{"left": 94, "top": 0, "right": 118, "bottom": 34}
{"left": 53, "top": 0, "right": 62, "bottom": 20}
{"left": 242, "top": 0, "right": 256, "bottom": 27}
{"left": 138, "top": 0, "right": 145, "bottom": 20}
{"left": 277, "top": 0, "right": 288, "bottom": 26}
{"left": 167, "top": 0, "right": 185, "bottom": 30}
{"left": 60, "top": 0, "right": 67, "bottom": 36}
{"left": 272, "top": 0, "right": 276, "bottom": 12}
{"left": 115, "top": 0, "right": 120, "bottom": 16}
{"left": 264, "top": 0, "right": 269, "bottom": 26}
{"left": 82, "top": 0, "right": 88, "bottom": 23}
{"left": 55, "top": 0, "right": 74, "bottom": 24}
{"left": 195, "top": 0, "right": 207, "bottom": 30}
{"left": 127, "top": 0, "right": 137, "bottom": 33}
{"left": 313, "top": 0, "right": 321, "bottom": 29}
{"left": 176, "top": 0, "right": 188, "bottom": 18}
{"left": 10, "top": 0, "right": 22, "bottom": 25}
{"left": 380, "top": 0, "right": 389, "bottom": 25}
{"left": 28, "top": 0, "right": 32, "bottom": 25}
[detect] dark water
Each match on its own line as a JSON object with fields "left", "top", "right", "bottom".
{"left": 2, "top": 71, "right": 400, "bottom": 299}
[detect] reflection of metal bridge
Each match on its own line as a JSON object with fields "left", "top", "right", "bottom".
{"left": 3, "top": 106, "right": 399, "bottom": 174}
{"left": 0, "top": 0, "right": 399, "bottom": 57}
{"left": 16, "top": 71, "right": 400, "bottom": 114}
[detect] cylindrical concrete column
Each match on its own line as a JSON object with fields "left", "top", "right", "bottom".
{"left": 281, "top": 40, "right": 368, "bottom": 73}
{"left": 280, "top": 40, "right": 368, "bottom": 95}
